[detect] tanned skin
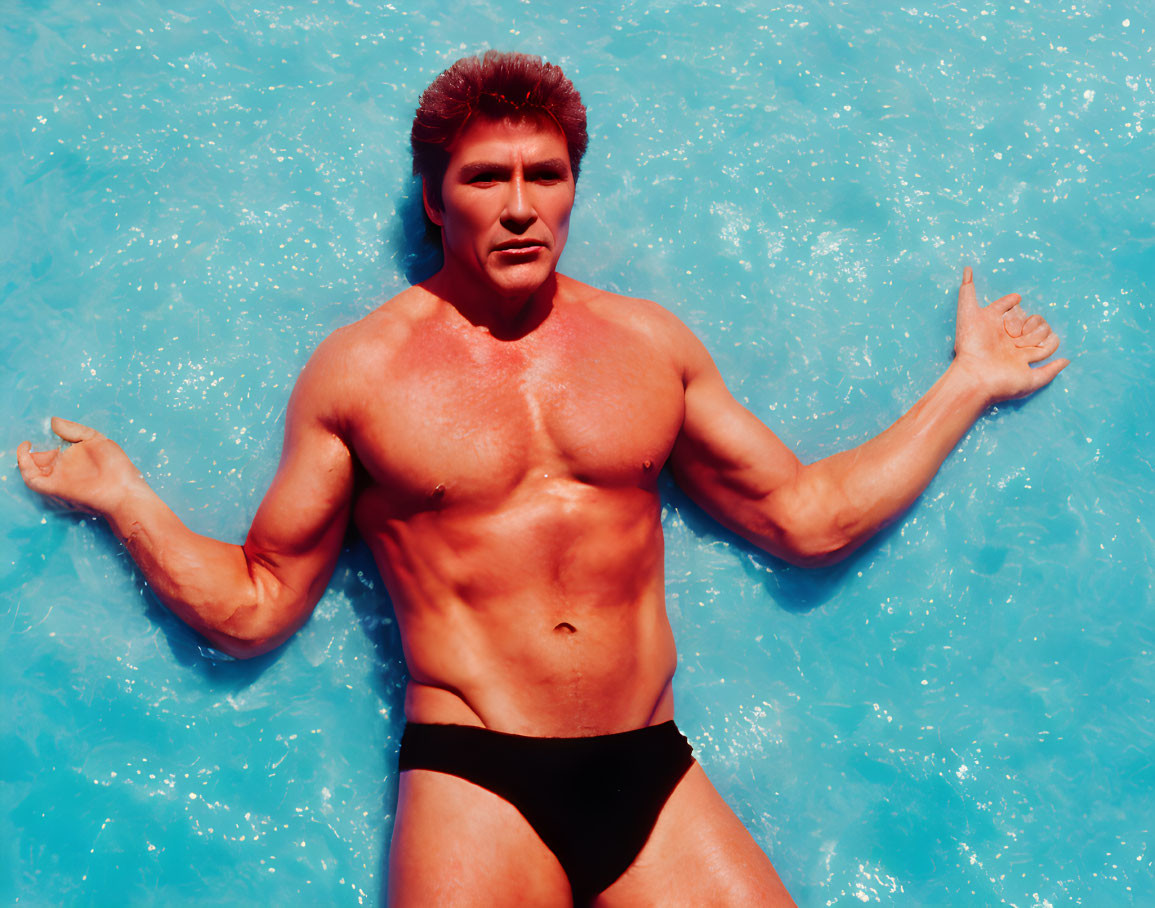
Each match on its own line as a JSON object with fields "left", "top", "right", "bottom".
{"left": 19, "top": 114, "right": 1068, "bottom": 906}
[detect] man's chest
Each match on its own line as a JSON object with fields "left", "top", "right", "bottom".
{"left": 347, "top": 314, "right": 686, "bottom": 512}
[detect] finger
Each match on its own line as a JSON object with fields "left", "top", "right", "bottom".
{"left": 51, "top": 417, "right": 99, "bottom": 444}
{"left": 16, "top": 441, "right": 35, "bottom": 480}
{"left": 957, "top": 266, "right": 978, "bottom": 313}
{"left": 1025, "top": 332, "right": 1061, "bottom": 363}
{"left": 16, "top": 441, "right": 56, "bottom": 488}
{"left": 989, "top": 292, "right": 1023, "bottom": 316}
{"left": 1003, "top": 303, "right": 1027, "bottom": 337}
{"left": 1015, "top": 323, "right": 1051, "bottom": 347}
{"left": 1029, "top": 357, "right": 1070, "bottom": 390}
{"left": 1020, "top": 313, "right": 1045, "bottom": 334}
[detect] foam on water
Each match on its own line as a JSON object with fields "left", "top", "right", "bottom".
{"left": 3, "top": 1, "right": 1153, "bottom": 904}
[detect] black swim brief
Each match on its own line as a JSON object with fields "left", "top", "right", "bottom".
{"left": 397, "top": 719, "right": 695, "bottom": 905}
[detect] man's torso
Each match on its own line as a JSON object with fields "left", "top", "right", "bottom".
{"left": 327, "top": 274, "right": 692, "bottom": 736}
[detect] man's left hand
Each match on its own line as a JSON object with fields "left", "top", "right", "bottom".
{"left": 952, "top": 266, "right": 1070, "bottom": 404}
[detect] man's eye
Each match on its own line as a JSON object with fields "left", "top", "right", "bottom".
{"left": 469, "top": 172, "right": 498, "bottom": 183}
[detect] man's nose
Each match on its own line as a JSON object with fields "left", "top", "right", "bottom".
{"left": 500, "top": 175, "right": 536, "bottom": 232}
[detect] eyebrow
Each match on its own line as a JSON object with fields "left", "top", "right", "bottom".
{"left": 526, "top": 158, "right": 570, "bottom": 174}
{"left": 457, "top": 158, "right": 571, "bottom": 180}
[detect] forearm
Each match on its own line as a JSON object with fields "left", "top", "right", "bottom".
{"left": 104, "top": 481, "right": 276, "bottom": 656}
{"left": 784, "top": 360, "right": 989, "bottom": 563}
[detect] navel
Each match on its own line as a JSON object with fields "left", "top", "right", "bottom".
{"left": 554, "top": 622, "right": 577, "bottom": 634}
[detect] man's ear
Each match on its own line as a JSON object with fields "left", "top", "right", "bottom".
{"left": 422, "top": 178, "right": 443, "bottom": 227}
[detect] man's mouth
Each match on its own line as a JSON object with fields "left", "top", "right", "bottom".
{"left": 494, "top": 239, "right": 546, "bottom": 252}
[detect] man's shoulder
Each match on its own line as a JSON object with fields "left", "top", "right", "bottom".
{"left": 291, "top": 285, "right": 433, "bottom": 407}
{"left": 310, "top": 285, "right": 432, "bottom": 366}
{"left": 559, "top": 274, "right": 701, "bottom": 349}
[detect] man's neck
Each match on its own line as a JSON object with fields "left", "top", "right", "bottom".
{"left": 424, "top": 264, "right": 559, "bottom": 340}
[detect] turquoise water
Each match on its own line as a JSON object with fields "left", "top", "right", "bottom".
{"left": 3, "top": 0, "right": 1153, "bottom": 903}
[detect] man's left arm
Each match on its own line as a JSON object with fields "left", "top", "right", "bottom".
{"left": 668, "top": 266, "right": 1069, "bottom": 567}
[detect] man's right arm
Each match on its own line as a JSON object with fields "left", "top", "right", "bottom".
{"left": 17, "top": 337, "right": 355, "bottom": 659}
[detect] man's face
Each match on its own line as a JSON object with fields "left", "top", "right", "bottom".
{"left": 427, "top": 114, "right": 575, "bottom": 304}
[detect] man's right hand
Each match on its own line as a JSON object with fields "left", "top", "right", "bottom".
{"left": 18, "top": 331, "right": 356, "bottom": 658}
{"left": 17, "top": 417, "right": 142, "bottom": 517}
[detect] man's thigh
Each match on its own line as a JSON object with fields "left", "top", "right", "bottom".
{"left": 594, "top": 762, "right": 796, "bottom": 907}
{"left": 388, "top": 768, "right": 572, "bottom": 908}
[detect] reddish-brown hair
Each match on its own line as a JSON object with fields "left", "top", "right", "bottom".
{"left": 411, "top": 51, "right": 589, "bottom": 214}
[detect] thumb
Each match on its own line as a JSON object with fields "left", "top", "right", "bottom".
{"left": 956, "top": 266, "right": 978, "bottom": 315}
{"left": 51, "top": 417, "right": 99, "bottom": 444}
{"left": 1029, "top": 357, "right": 1071, "bottom": 391}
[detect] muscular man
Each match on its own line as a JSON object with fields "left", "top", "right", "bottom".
{"left": 18, "top": 52, "right": 1067, "bottom": 906}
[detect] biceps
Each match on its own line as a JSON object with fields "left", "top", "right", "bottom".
{"left": 245, "top": 424, "right": 354, "bottom": 598}
{"left": 673, "top": 370, "right": 799, "bottom": 493}
{"left": 669, "top": 369, "right": 802, "bottom": 543}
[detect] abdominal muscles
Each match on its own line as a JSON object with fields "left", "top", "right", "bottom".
{"left": 357, "top": 476, "right": 679, "bottom": 737}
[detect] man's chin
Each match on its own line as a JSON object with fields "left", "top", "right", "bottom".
{"left": 487, "top": 263, "right": 555, "bottom": 302}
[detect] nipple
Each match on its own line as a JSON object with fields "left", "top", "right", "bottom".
{"left": 429, "top": 483, "right": 446, "bottom": 503}
{"left": 554, "top": 622, "right": 577, "bottom": 634}
{"left": 643, "top": 459, "right": 653, "bottom": 472}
